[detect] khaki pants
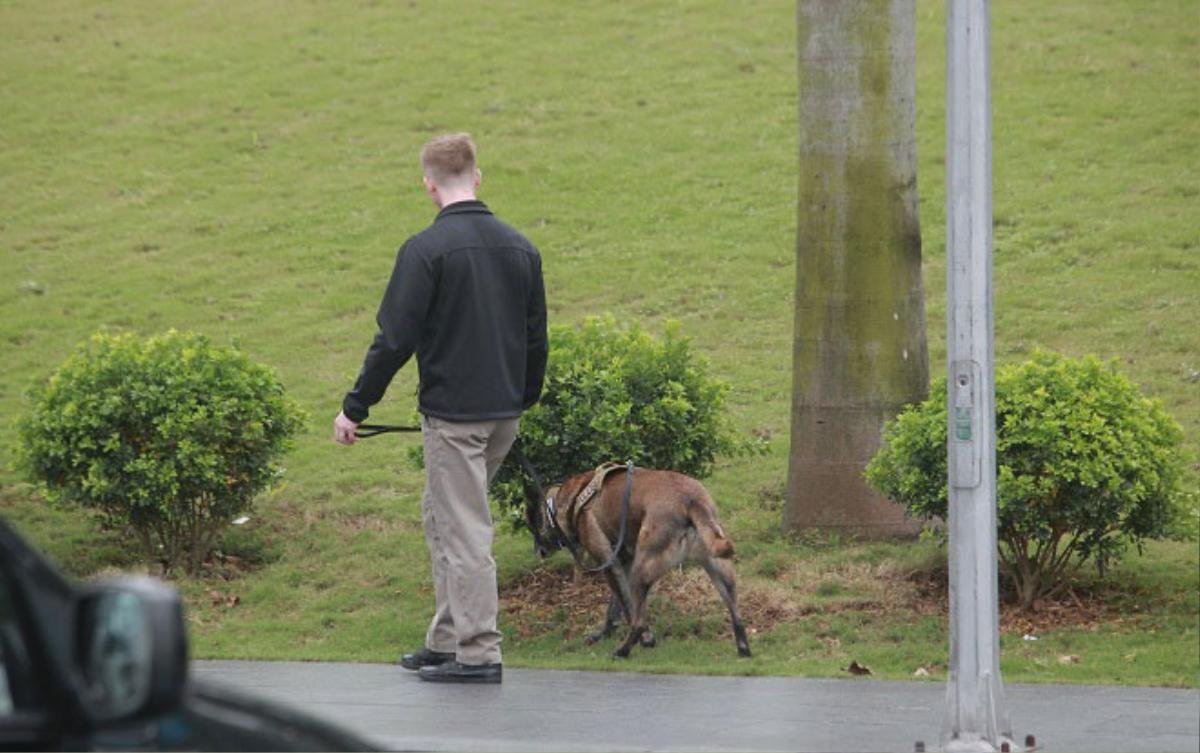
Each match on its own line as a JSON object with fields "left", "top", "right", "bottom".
{"left": 420, "top": 414, "right": 518, "bottom": 665}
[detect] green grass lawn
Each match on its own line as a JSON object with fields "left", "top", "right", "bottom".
{"left": 1, "top": 0, "right": 1196, "bottom": 686}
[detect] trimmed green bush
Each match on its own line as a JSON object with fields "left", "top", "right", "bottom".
{"left": 865, "top": 351, "right": 1185, "bottom": 610}
{"left": 488, "top": 316, "right": 764, "bottom": 524}
{"left": 17, "top": 331, "right": 306, "bottom": 574}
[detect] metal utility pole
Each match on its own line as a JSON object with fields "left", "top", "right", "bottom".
{"left": 944, "top": 0, "right": 1013, "bottom": 751}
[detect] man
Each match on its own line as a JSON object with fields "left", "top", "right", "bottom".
{"left": 334, "top": 133, "right": 548, "bottom": 684}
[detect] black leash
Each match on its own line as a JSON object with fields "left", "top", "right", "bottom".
{"left": 354, "top": 422, "right": 543, "bottom": 490}
{"left": 353, "top": 423, "right": 422, "bottom": 438}
{"left": 510, "top": 441, "right": 546, "bottom": 493}
{"left": 352, "top": 423, "right": 631, "bottom": 573}
{"left": 353, "top": 423, "right": 547, "bottom": 504}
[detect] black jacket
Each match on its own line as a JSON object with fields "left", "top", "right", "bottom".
{"left": 342, "top": 200, "right": 548, "bottom": 423}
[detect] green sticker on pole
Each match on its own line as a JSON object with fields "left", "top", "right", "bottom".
{"left": 951, "top": 360, "right": 982, "bottom": 489}
{"left": 954, "top": 407, "right": 973, "bottom": 441}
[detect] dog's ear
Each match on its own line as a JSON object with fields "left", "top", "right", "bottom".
{"left": 554, "top": 478, "right": 576, "bottom": 511}
{"left": 554, "top": 474, "right": 590, "bottom": 512}
{"left": 523, "top": 486, "right": 551, "bottom": 558}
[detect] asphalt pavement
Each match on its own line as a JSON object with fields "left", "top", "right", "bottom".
{"left": 192, "top": 660, "right": 1198, "bottom": 752}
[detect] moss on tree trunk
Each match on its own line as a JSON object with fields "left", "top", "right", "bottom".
{"left": 786, "top": 0, "right": 929, "bottom": 537}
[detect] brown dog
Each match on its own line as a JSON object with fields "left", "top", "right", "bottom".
{"left": 525, "top": 464, "right": 751, "bottom": 658}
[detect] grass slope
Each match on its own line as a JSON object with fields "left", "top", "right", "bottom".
{"left": 1, "top": 0, "right": 1196, "bottom": 686}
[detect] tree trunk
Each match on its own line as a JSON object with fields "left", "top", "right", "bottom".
{"left": 786, "top": 0, "right": 928, "bottom": 538}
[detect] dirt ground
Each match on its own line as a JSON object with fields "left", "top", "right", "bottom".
{"left": 501, "top": 562, "right": 1120, "bottom": 641}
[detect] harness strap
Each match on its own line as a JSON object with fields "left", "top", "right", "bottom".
{"left": 551, "top": 501, "right": 588, "bottom": 567}
{"left": 542, "top": 486, "right": 588, "bottom": 567}
{"left": 572, "top": 462, "right": 625, "bottom": 517}
{"left": 562, "top": 461, "right": 634, "bottom": 574}
{"left": 592, "top": 461, "right": 634, "bottom": 573}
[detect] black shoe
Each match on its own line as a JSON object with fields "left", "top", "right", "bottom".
{"left": 400, "top": 647, "right": 455, "bottom": 671}
{"left": 418, "top": 660, "right": 502, "bottom": 684}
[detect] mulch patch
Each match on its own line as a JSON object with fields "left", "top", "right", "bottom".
{"left": 502, "top": 567, "right": 610, "bottom": 638}
{"left": 907, "top": 567, "right": 1119, "bottom": 634}
{"left": 503, "top": 563, "right": 1125, "bottom": 641}
{"left": 501, "top": 566, "right": 802, "bottom": 640}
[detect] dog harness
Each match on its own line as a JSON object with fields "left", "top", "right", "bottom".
{"left": 548, "top": 461, "right": 635, "bottom": 573}
{"left": 572, "top": 462, "right": 627, "bottom": 514}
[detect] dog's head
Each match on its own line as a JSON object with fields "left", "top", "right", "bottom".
{"left": 523, "top": 481, "right": 563, "bottom": 559}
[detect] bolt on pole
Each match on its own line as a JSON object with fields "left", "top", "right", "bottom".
{"left": 943, "top": 0, "right": 1013, "bottom": 751}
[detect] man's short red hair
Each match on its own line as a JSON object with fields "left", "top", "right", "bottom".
{"left": 421, "top": 133, "right": 477, "bottom": 185}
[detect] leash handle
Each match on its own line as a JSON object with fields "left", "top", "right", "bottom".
{"left": 354, "top": 423, "right": 422, "bottom": 439}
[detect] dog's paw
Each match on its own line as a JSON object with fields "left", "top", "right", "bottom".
{"left": 611, "top": 647, "right": 631, "bottom": 659}
{"left": 639, "top": 632, "right": 657, "bottom": 648}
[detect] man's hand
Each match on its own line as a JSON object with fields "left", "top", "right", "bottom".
{"left": 333, "top": 411, "right": 359, "bottom": 445}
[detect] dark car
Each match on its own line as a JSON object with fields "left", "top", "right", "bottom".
{"left": 0, "top": 518, "right": 378, "bottom": 751}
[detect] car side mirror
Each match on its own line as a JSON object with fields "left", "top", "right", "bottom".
{"left": 74, "top": 576, "right": 187, "bottom": 724}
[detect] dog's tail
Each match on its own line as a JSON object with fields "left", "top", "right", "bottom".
{"left": 687, "top": 498, "right": 735, "bottom": 559}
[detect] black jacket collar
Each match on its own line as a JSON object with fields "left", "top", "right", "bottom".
{"left": 436, "top": 200, "right": 491, "bottom": 220}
